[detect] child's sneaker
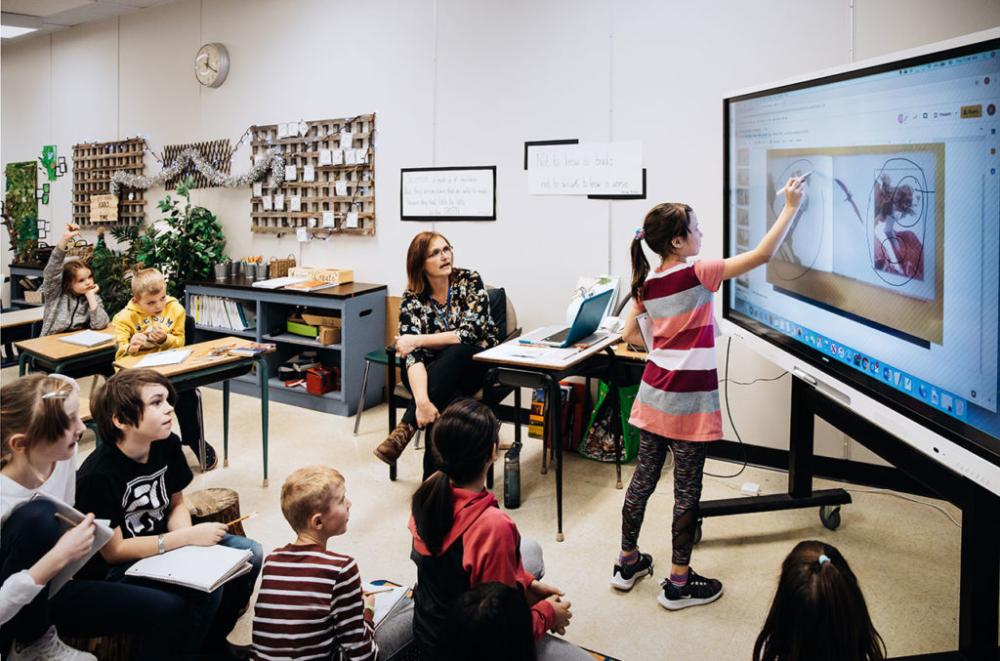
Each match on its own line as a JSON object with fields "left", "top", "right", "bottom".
{"left": 610, "top": 552, "right": 654, "bottom": 591}
{"left": 657, "top": 569, "right": 723, "bottom": 610}
{"left": 8, "top": 625, "right": 97, "bottom": 661}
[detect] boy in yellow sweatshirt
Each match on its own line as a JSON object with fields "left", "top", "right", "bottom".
{"left": 111, "top": 268, "right": 217, "bottom": 470}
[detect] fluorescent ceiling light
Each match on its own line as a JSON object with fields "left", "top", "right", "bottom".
{"left": 1, "top": 25, "right": 38, "bottom": 38}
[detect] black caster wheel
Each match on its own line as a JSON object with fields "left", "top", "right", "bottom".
{"left": 820, "top": 505, "right": 841, "bottom": 531}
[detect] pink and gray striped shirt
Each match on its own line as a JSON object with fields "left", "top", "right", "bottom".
{"left": 251, "top": 543, "right": 377, "bottom": 661}
{"left": 628, "top": 259, "right": 724, "bottom": 442}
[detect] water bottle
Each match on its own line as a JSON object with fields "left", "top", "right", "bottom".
{"left": 504, "top": 441, "right": 522, "bottom": 509}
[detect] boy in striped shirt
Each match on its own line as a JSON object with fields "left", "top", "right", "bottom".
{"left": 251, "top": 466, "right": 377, "bottom": 661}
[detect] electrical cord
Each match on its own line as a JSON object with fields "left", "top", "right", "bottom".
{"left": 845, "top": 486, "right": 961, "bottom": 528}
{"left": 704, "top": 336, "right": 755, "bottom": 479}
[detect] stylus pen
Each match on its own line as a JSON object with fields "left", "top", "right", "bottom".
{"left": 774, "top": 171, "right": 813, "bottom": 198}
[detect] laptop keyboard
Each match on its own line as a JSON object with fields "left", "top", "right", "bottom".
{"left": 541, "top": 328, "right": 570, "bottom": 344}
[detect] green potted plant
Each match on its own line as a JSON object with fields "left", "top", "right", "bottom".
{"left": 140, "top": 176, "right": 227, "bottom": 301}
{"left": 91, "top": 223, "right": 145, "bottom": 314}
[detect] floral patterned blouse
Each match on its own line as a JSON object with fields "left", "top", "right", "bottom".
{"left": 398, "top": 268, "right": 500, "bottom": 369}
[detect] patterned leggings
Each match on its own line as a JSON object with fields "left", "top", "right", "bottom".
{"left": 621, "top": 431, "right": 709, "bottom": 566}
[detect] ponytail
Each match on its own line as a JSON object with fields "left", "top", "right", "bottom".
{"left": 629, "top": 236, "right": 650, "bottom": 302}
{"left": 411, "top": 399, "right": 499, "bottom": 555}
{"left": 630, "top": 203, "right": 694, "bottom": 301}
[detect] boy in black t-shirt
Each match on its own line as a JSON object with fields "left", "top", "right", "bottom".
{"left": 77, "top": 369, "right": 262, "bottom": 658}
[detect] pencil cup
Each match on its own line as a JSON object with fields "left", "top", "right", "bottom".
{"left": 229, "top": 261, "right": 241, "bottom": 278}
{"left": 246, "top": 263, "right": 258, "bottom": 280}
{"left": 256, "top": 264, "right": 269, "bottom": 280}
{"left": 214, "top": 263, "right": 229, "bottom": 281}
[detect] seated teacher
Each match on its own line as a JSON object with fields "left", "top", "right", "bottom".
{"left": 374, "top": 231, "right": 500, "bottom": 477}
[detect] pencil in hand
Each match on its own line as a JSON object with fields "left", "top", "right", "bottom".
{"left": 225, "top": 511, "right": 258, "bottom": 527}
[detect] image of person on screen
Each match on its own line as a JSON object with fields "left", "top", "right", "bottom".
{"left": 872, "top": 174, "right": 924, "bottom": 280}
{"left": 373, "top": 232, "right": 501, "bottom": 478}
{"left": 611, "top": 177, "right": 804, "bottom": 612}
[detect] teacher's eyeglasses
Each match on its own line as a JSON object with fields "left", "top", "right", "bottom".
{"left": 426, "top": 245, "right": 453, "bottom": 260}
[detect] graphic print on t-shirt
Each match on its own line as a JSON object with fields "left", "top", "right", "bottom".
{"left": 121, "top": 466, "right": 169, "bottom": 536}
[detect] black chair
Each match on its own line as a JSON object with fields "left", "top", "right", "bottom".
{"left": 385, "top": 287, "right": 521, "bottom": 481}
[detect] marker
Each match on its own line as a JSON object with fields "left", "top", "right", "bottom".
{"left": 775, "top": 171, "right": 813, "bottom": 198}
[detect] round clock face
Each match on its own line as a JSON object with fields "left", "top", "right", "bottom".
{"left": 195, "top": 43, "right": 229, "bottom": 88}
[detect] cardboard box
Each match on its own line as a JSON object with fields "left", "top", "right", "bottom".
{"left": 317, "top": 326, "right": 342, "bottom": 345}
{"left": 301, "top": 313, "right": 342, "bottom": 328}
{"left": 288, "top": 266, "right": 354, "bottom": 285}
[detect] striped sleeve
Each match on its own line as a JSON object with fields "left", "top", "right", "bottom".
{"left": 251, "top": 547, "right": 377, "bottom": 661}
{"left": 693, "top": 259, "right": 724, "bottom": 293}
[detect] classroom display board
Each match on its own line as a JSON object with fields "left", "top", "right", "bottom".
{"left": 249, "top": 114, "right": 376, "bottom": 236}
{"left": 400, "top": 166, "right": 496, "bottom": 221}
{"left": 162, "top": 139, "right": 231, "bottom": 189}
{"left": 73, "top": 137, "right": 146, "bottom": 228}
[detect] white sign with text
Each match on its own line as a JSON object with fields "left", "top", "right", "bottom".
{"left": 528, "top": 141, "right": 642, "bottom": 195}
{"left": 401, "top": 167, "right": 495, "bottom": 219}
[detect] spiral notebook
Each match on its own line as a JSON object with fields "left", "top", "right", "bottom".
{"left": 125, "top": 544, "right": 253, "bottom": 593}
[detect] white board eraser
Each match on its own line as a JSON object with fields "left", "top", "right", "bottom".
{"left": 741, "top": 481, "right": 761, "bottom": 496}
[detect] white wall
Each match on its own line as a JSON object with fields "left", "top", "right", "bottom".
{"left": 3, "top": 0, "right": 998, "bottom": 461}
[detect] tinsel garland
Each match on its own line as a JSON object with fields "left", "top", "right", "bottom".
{"left": 110, "top": 148, "right": 285, "bottom": 196}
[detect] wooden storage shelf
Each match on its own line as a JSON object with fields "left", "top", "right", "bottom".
{"left": 73, "top": 137, "right": 147, "bottom": 229}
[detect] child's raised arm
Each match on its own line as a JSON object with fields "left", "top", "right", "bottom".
{"left": 722, "top": 177, "right": 805, "bottom": 281}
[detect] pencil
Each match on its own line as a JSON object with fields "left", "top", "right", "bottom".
{"left": 53, "top": 512, "right": 80, "bottom": 527}
{"left": 225, "top": 511, "right": 258, "bottom": 527}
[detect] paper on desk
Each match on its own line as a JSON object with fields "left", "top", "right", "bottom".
{"left": 59, "top": 330, "right": 114, "bottom": 347}
{"left": 479, "top": 342, "right": 576, "bottom": 364}
{"left": 135, "top": 349, "right": 191, "bottom": 368}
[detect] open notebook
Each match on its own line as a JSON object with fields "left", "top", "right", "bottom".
{"left": 362, "top": 581, "right": 409, "bottom": 629}
{"left": 125, "top": 544, "right": 253, "bottom": 593}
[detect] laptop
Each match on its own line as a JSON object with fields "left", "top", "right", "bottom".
{"left": 532, "top": 289, "right": 613, "bottom": 348}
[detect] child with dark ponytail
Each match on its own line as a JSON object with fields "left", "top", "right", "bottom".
{"left": 611, "top": 179, "right": 805, "bottom": 610}
{"left": 754, "top": 540, "right": 886, "bottom": 661}
{"left": 409, "top": 399, "right": 590, "bottom": 660}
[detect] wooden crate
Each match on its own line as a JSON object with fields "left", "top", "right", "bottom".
{"left": 249, "top": 113, "right": 376, "bottom": 236}
{"left": 73, "top": 137, "right": 146, "bottom": 229}
{"left": 162, "top": 139, "right": 231, "bottom": 189}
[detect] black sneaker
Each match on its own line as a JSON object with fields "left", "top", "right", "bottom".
{"left": 657, "top": 569, "right": 723, "bottom": 610}
{"left": 610, "top": 552, "right": 654, "bottom": 591}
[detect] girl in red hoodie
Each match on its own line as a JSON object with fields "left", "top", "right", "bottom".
{"left": 409, "top": 399, "right": 590, "bottom": 660}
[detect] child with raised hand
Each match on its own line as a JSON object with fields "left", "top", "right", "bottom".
{"left": 754, "top": 540, "right": 886, "bottom": 661}
{"left": 111, "top": 267, "right": 219, "bottom": 470}
{"left": 76, "top": 368, "right": 262, "bottom": 658}
{"left": 251, "top": 466, "right": 413, "bottom": 661}
{"left": 39, "top": 222, "right": 109, "bottom": 337}
{"left": 410, "top": 399, "right": 590, "bottom": 661}
{"left": 0, "top": 374, "right": 184, "bottom": 661}
{"left": 611, "top": 177, "right": 805, "bottom": 610}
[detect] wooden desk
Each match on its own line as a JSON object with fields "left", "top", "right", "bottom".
{"left": 474, "top": 331, "right": 622, "bottom": 542}
{"left": 16, "top": 331, "right": 117, "bottom": 376}
{"left": 1, "top": 306, "right": 44, "bottom": 330}
{"left": 116, "top": 337, "right": 272, "bottom": 487}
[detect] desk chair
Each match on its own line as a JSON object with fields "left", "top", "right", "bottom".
{"left": 353, "top": 347, "right": 423, "bottom": 450}
{"left": 385, "top": 287, "right": 521, "bottom": 481}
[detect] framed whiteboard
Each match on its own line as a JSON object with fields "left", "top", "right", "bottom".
{"left": 400, "top": 166, "right": 496, "bottom": 221}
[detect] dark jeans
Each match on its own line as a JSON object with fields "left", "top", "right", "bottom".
{"left": 174, "top": 388, "right": 205, "bottom": 454}
{"left": 0, "top": 500, "right": 186, "bottom": 659}
{"left": 401, "top": 343, "right": 487, "bottom": 480}
{"left": 106, "top": 533, "right": 262, "bottom": 653}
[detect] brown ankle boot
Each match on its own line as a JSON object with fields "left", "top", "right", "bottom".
{"left": 374, "top": 422, "right": 417, "bottom": 465}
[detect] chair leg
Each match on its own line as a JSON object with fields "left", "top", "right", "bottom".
{"left": 353, "top": 360, "right": 371, "bottom": 436}
{"left": 389, "top": 461, "right": 397, "bottom": 481}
